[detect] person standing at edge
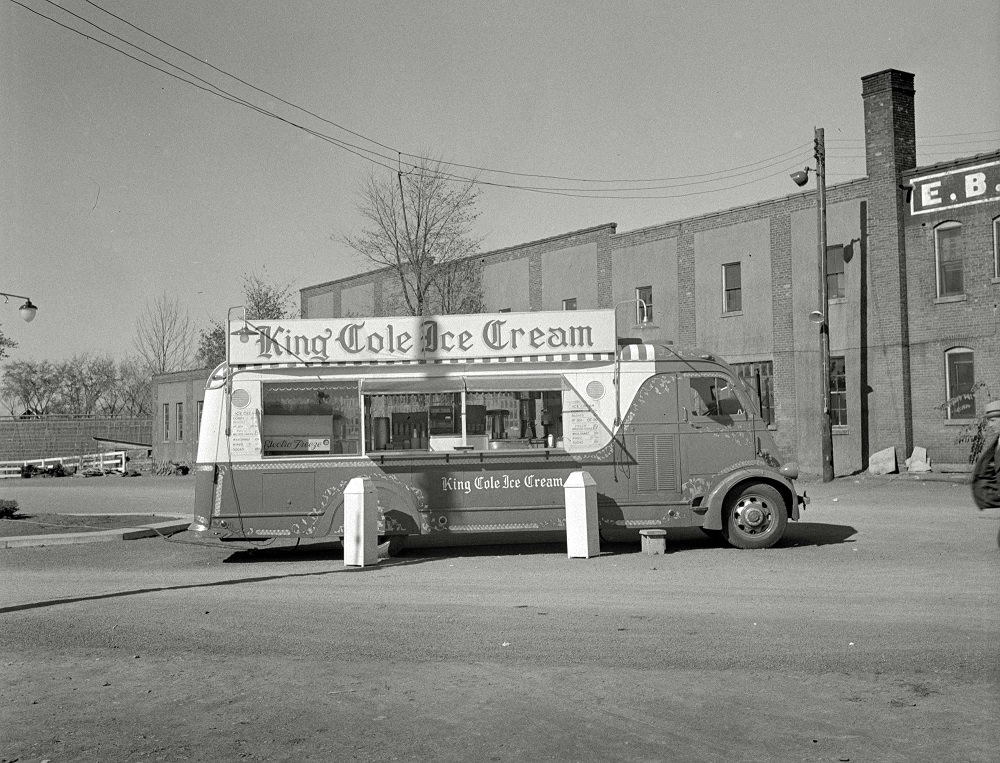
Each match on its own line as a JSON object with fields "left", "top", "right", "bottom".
{"left": 971, "top": 400, "right": 1000, "bottom": 547}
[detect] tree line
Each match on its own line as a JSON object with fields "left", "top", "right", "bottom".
{"left": 1, "top": 158, "right": 484, "bottom": 417}
{"left": 1, "top": 268, "right": 298, "bottom": 418}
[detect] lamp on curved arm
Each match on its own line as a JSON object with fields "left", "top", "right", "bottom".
{"left": 1, "top": 292, "right": 38, "bottom": 323}
{"left": 612, "top": 297, "right": 657, "bottom": 341}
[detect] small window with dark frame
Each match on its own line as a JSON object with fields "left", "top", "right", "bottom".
{"left": 935, "top": 222, "right": 963, "bottom": 297}
{"left": 827, "top": 245, "right": 845, "bottom": 299}
{"left": 945, "top": 348, "right": 975, "bottom": 419}
{"left": 722, "top": 263, "right": 742, "bottom": 313}
{"left": 829, "top": 357, "right": 847, "bottom": 427}
{"left": 176, "top": 401, "right": 184, "bottom": 442}
{"left": 635, "top": 285, "right": 653, "bottom": 324}
{"left": 162, "top": 403, "right": 170, "bottom": 442}
{"left": 562, "top": 298, "right": 577, "bottom": 311}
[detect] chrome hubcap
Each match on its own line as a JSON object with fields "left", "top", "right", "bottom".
{"left": 733, "top": 496, "right": 772, "bottom": 535}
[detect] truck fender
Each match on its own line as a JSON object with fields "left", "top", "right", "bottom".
{"left": 700, "top": 468, "right": 799, "bottom": 531}
{"left": 311, "top": 475, "right": 424, "bottom": 538}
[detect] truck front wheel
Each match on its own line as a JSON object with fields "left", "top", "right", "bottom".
{"left": 722, "top": 484, "right": 787, "bottom": 549}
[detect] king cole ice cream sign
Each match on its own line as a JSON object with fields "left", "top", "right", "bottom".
{"left": 909, "top": 159, "right": 1000, "bottom": 215}
{"left": 229, "top": 309, "right": 617, "bottom": 365}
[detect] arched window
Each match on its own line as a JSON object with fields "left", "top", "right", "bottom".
{"left": 945, "top": 347, "right": 975, "bottom": 419}
{"left": 935, "top": 222, "right": 963, "bottom": 298}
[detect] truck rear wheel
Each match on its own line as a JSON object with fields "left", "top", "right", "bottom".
{"left": 378, "top": 535, "right": 406, "bottom": 558}
{"left": 722, "top": 484, "right": 787, "bottom": 549}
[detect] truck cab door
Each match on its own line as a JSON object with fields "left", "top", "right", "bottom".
{"left": 622, "top": 373, "right": 684, "bottom": 510}
{"left": 680, "top": 375, "right": 757, "bottom": 482}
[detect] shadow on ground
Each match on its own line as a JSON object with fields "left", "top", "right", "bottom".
{"left": 218, "top": 521, "right": 858, "bottom": 565}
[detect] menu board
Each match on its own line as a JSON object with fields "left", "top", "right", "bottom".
{"left": 229, "top": 405, "right": 261, "bottom": 457}
{"left": 562, "top": 403, "right": 603, "bottom": 451}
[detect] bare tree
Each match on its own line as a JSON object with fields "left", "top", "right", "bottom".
{"left": 0, "top": 325, "right": 15, "bottom": 361}
{"left": 1, "top": 360, "right": 61, "bottom": 415}
{"left": 341, "top": 157, "right": 484, "bottom": 316}
{"left": 58, "top": 354, "right": 117, "bottom": 414}
{"left": 133, "top": 293, "right": 195, "bottom": 375}
{"left": 430, "top": 257, "right": 485, "bottom": 315}
{"left": 195, "top": 268, "right": 299, "bottom": 368}
{"left": 112, "top": 356, "right": 153, "bottom": 417}
{"left": 242, "top": 266, "right": 298, "bottom": 320}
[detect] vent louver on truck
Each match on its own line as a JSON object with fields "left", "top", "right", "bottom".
{"left": 635, "top": 433, "right": 678, "bottom": 492}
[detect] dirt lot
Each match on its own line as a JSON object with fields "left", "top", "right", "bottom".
{"left": 2, "top": 473, "right": 998, "bottom": 762}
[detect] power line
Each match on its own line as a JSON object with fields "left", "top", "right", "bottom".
{"left": 83, "top": 0, "right": 819, "bottom": 186}
{"left": 3, "top": 0, "right": 835, "bottom": 195}
{"left": 8, "top": 0, "right": 998, "bottom": 200}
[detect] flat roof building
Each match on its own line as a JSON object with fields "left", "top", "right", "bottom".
{"left": 297, "top": 69, "right": 999, "bottom": 476}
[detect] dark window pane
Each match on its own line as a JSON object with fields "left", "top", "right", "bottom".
{"left": 829, "top": 357, "right": 847, "bottom": 426}
{"left": 937, "top": 226, "right": 963, "bottom": 296}
{"left": 947, "top": 351, "right": 975, "bottom": 418}
{"left": 723, "top": 263, "right": 742, "bottom": 313}
{"left": 827, "top": 245, "right": 845, "bottom": 299}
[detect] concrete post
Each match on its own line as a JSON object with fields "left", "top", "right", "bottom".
{"left": 343, "top": 476, "right": 378, "bottom": 567}
{"left": 564, "top": 470, "right": 600, "bottom": 558}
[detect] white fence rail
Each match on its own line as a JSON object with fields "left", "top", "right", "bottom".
{"left": 0, "top": 450, "right": 127, "bottom": 479}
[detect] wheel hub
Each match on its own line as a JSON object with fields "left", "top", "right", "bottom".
{"left": 735, "top": 499, "right": 769, "bottom": 532}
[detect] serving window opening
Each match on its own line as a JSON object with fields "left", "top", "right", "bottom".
{"left": 258, "top": 373, "right": 609, "bottom": 458}
{"left": 363, "top": 377, "right": 566, "bottom": 453}
{"left": 261, "top": 382, "right": 362, "bottom": 457}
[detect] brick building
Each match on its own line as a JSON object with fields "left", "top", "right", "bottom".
{"left": 152, "top": 368, "right": 208, "bottom": 466}
{"left": 297, "top": 69, "right": 1000, "bottom": 476}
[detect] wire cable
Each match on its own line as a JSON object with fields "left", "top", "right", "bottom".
{"left": 6, "top": 0, "right": 832, "bottom": 195}
{"left": 8, "top": 0, "right": 997, "bottom": 199}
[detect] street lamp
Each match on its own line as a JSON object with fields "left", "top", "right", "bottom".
{"left": 612, "top": 297, "right": 657, "bottom": 344}
{"left": 791, "top": 127, "right": 834, "bottom": 482}
{"left": 1, "top": 291, "right": 38, "bottom": 323}
{"left": 612, "top": 297, "right": 659, "bottom": 427}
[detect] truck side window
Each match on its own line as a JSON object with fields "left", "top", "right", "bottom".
{"left": 689, "top": 376, "right": 743, "bottom": 419}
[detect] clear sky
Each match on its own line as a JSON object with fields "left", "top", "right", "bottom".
{"left": 2, "top": 0, "right": 998, "bottom": 363}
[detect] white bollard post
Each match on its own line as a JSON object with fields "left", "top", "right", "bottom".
{"left": 564, "top": 470, "right": 600, "bottom": 558}
{"left": 343, "top": 476, "right": 378, "bottom": 567}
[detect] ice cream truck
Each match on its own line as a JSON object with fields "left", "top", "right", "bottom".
{"left": 190, "top": 308, "right": 806, "bottom": 551}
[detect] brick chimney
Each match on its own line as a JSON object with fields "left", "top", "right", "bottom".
{"left": 860, "top": 69, "right": 916, "bottom": 462}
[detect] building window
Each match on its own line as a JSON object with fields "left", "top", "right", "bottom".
{"left": 499, "top": 308, "right": 512, "bottom": 313}
{"left": 176, "top": 402, "right": 184, "bottom": 442}
{"left": 162, "top": 403, "right": 170, "bottom": 442}
{"left": 993, "top": 217, "right": 1000, "bottom": 279}
{"left": 829, "top": 357, "right": 847, "bottom": 426}
{"left": 935, "top": 222, "right": 963, "bottom": 297}
{"left": 722, "top": 263, "right": 742, "bottom": 313}
{"left": 945, "top": 348, "right": 975, "bottom": 419}
{"left": 562, "top": 298, "right": 577, "bottom": 311}
{"left": 196, "top": 400, "right": 204, "bottom": 440}
{"left": 827, "top": 245, "right": 845, "bottom": 299}
{"left": 635, "top": 286, "right": 653, "bottom": 324}
{"left": 733, "top": 361, "right": 774, "bottom": 426}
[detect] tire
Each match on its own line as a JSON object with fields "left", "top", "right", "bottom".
{"left": 722, "top": 483, "right": 787, "bottom": 550}
{"left": 377, "top": 535, "right": 406, "bottom": 558}
{"left": 698, "top": 527, "right": 724, "bottom": 545}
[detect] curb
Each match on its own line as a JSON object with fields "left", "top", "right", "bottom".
{"left": 1, "top": 520, "right": 191, "bottom": 549}
{"left": 880, "top": 471, "right": 971, "bottom": 484}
